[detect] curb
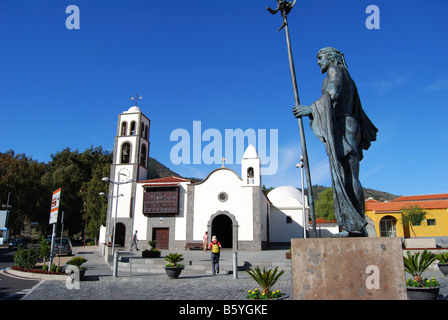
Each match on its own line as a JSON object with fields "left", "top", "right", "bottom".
{"left": 5, "top": 267, "right": 68, "bottom": 281}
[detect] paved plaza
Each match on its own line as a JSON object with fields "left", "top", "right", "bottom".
{"left": 8, "top": 246, "right": 447, "bottom": 301}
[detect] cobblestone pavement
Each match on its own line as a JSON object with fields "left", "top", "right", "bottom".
{"left": 22, "top": 246, "right": 293, "bottom": 300}
{"left": 24, "top": 276, "right": 292, "bottom": 300}
{"left": 20, "top": 246, "right": 448, "bottom": 301}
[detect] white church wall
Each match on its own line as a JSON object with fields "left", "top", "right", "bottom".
{"left": 193, "top": 169, "right": 254, "bottom": 242}
{"left": 267, "top": 186, "right": 308, "bottom": 243}
{"left": 270, "top": 207, "right": 305, "bottom": 242}
{"left": 109, "top": 178, "right": 133, "bottom": 219}
{"left": 174, "top": 182, "right": 189, "bottom": 241}
{"left": 133, "top": 184, "right": 147, "bottom": 241}
{"left": 259, "top": 194, "right": 269, "bottom": 242}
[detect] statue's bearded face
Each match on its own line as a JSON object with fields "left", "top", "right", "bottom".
{"left": 317, "top": 53, "right": 330, "bottom": 74}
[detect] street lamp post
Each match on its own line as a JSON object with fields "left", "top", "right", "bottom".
{"left": 296, "top": 156, "right": 307, "bottom": 239}
{"left": 102, "top": 174, "right": 134, "bottom": 257}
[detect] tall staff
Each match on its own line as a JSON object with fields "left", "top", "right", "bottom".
{"left": 267, "top": 0, "right": 316, "bottom": 236}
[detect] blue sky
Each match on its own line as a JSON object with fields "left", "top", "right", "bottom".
{"left": 1, "top": 0, "right": 447, "bottom": 197}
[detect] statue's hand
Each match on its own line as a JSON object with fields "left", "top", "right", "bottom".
{"left": 293, "top": 105, "right": 311, "bottom": 118}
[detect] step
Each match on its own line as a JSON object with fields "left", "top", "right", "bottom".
{"left": 115, "top": 259, "right": 291, "bottom": 274}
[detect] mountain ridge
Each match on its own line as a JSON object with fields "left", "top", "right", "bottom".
{"left": 147, "top": 157, "right": 399, "bottom": 201}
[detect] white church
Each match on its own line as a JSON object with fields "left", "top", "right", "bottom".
{"left": 100, "top": 104, "right": 310, "bottom": 254}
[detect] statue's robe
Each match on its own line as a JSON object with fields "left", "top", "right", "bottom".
{"left": 309, "top": 66, "right": 378, "bottom": 233}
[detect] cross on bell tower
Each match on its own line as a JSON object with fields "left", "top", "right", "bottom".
{"left": 131, "top": 93, "right": 142, "bottom": 106}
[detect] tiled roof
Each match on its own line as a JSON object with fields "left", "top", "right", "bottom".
{"left": 141, "top": 183, "right": 180, "bottom": 187}
{"left": 312, "top": 218, "right": 337, "bottom": 224}
{"left": 365, "top": 200, "right": 448, "bottom": 212}
{"left": 138, "top": 176, "right": 192, "bottom": 184}
{"left": 391, "top": 193, "right": 448, "bottom": 202}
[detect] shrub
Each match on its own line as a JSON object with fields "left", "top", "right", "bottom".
{"left": 403, "top": 249, "right": 437, "bottom": 286}
{"left": 164, "top": 253, "right": 184, "bottom": 267}
{"left": 13, "top": 248, "right": 41, "bottom": 270}
{"left": 66, "top": 256, "right": 88, "bottom": 271}
{"left": 436, "top": 252, "right": 448, "bottom": 264}
{"left": 148, "top": 240, "right": 157, "bottom": 250}
{"left": 246, "top": 266, "right": 285, "bottom": 295}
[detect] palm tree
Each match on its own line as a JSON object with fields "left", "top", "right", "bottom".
{"left": 246, "top": 266, "right": 285, "bottom": 295}
{"left": 403, "top": 249, "right": 437, "bottom": 285}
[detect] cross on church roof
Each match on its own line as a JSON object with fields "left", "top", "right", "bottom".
{"left": 131, "top": 93, "right": 142, "bottom": 106}
{"left": 221, "top": 157, "right": 226, "bottom": 168}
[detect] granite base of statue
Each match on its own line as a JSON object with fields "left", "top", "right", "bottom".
{"left": 291, "top": 238, "right": 407, "bottom": 300}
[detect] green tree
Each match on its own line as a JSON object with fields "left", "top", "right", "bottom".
{"left": 314, "top": 187, "right": 335, "bottom": 221}
{"left": 80, "top": 162, "right": 110, "bottom": 241}
{"left": 262, "top": 185, "right": 274, "bottom": 194}
{"left": 402, "top": 205, "right": 427, "bottom": 238}
{"left": 0, "top": 150, "right": 48, "bottom": 236}
{"left": 41, "top": 146, "right": 112, "bottom": 238}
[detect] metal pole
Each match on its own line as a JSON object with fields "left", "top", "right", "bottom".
{"left": 268, "top": 0, "right": 317, "bottom": 236}
{"left": 111, "top": 175, "right": 121, "bottom": 257}
{"left": 49, "top": 223, "right": 57, "bottom": 266}
{"left": 113, "top": 251, "right": 119, "bottom": 278}
{"left": 300, "top": 157, "right": 306, "bottom": 238}
{"left": 233, "top": 251, "right": 238, "bottom": 279}
{"left": 58, "top": 211, "right": 64, "bottom": 266}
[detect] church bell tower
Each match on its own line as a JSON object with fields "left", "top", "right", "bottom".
{"left": 107, "top": 95, "right": 150, "bottom": 248}
{"left": 241, "top": 144, "right": 261, "bottom": 187}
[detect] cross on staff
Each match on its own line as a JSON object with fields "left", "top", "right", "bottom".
{"left": 131, "top": 93, "right": 142, "bottom": 106}
{"left": 267, "top": 0, "right": 317, "bottom": 237}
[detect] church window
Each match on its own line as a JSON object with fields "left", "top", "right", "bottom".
{"left": 141, "top": 122, "right": 144, "bottom": 136}
{"left": 144, "top": 125, "right": 149, "bottom": 139}
{"left": 130, "top": 121, "right": 136, "bottom": 135}
{"left": 121, "top": 142, "right": 131, "bottom": 164}
{"left": 121, "top": 122, "right": 127, "bottom": 136}
{"left": 247, "top": 167, "right": 254, "bottom": 184}
{"left": 140, "top": 144, "right": 147, "bottom": 167}
{"left": 218, "top": 192, "right": 228, "bottom": 202}
{"left": 286, "top": 216, "right": 292, "bottom": 224}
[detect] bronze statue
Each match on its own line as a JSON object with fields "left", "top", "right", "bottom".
{"left": 293, "top": 47, "right": 378, "bottom": 236}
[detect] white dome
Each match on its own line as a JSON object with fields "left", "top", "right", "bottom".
{"left": 124, "top": 106, "right": 141, "bottom": 113}
{"left": 242, "top": 144, "right": 258, "bottom": 159}
{"left": 268, "top": 186, "right": 305, "bottom": 206}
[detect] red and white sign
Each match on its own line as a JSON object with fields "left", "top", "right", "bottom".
{"left": 49, "top": 188, "right": 61, "bottom": 224}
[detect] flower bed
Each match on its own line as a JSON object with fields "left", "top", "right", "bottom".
{"left": 11, "top": 265, "right": 66, "bottom": 275}
{"left": 247, "top": 288, "right": 284, "bottom": 300}
{"left": 406, "top": 277, "right": 440, "bottom": 288}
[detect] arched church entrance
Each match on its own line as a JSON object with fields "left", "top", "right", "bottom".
{"left": 115, "top": 222, "right": 126, "bottom": 248}
{"left": 211, "top": 214, "right": 233, "bottom": 249}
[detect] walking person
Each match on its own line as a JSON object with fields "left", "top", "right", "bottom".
{"left": 131, "top": 230, "right": 139, "bottom": 251}
{"left": 202, "top": 231, "right": 208, "bottom": 252}
{"left": 208, "top": 235, "right": 222, "bottom": 275}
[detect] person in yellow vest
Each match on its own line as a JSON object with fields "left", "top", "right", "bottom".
{"left": 208, "top": 235, "right": 222, "bottom": 275}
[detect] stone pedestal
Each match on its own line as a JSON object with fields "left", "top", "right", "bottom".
{"left": 291, "top": 238, "right": 407, "bottom": 300}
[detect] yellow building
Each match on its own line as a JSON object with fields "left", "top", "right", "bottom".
{"left": 365, "top": 193, "right": 448, "bottom": 238}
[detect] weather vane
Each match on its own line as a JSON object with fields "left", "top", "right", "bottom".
{"left": 131, "top": 93, "right": 142, "bottom": 106}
